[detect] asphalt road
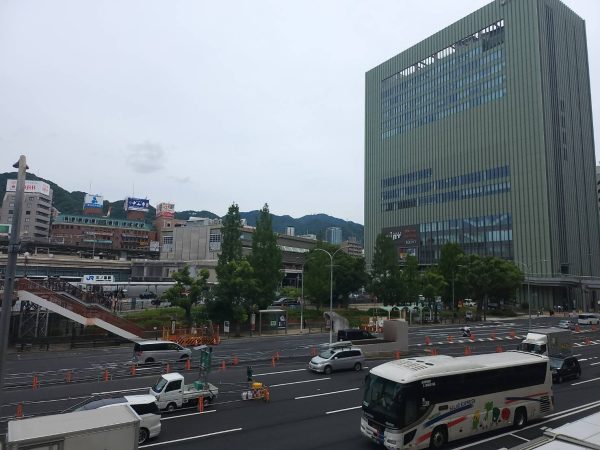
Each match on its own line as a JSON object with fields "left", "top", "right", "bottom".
{"left": 2, "top": 316, "right": 599, "bottom": 449}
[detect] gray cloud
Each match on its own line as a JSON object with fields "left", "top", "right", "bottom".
{"left": 126, "top": 142, "right": 166, "bottom": 173}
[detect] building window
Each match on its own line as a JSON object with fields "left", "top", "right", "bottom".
{"left": 163, "top": 236, "right": 173, "bottom": 245}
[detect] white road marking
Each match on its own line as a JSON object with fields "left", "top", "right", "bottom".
{"left": 161, "top": 410, "right": 215, "bottom": 420}
{"left": 326, "top": 406, "right": 362, "bottom": 415}
{"left": 92, "top": 387, "right": 148, "bottom": 395}
{"left": 590, "top": 362, "right": 600, "bottom": 366}
{"left": 510, "top": 434, "right": 530, "bottom": 442}
{"left": 139, "top": 427, "right": 242, "bottom": 448}
{"left": 255, "top": 368, "right": 306, "bottom": 376}
{"left": 295, "top": 388, "right": 359, "bottom": 400}
{"left": 572, "top": 376, "right": 600, "bottom": 386}
{"left": 271, "top": 378, "right": 331, "bottom": 388}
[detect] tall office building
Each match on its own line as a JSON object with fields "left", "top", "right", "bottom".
{"left": 365, "top": 0, "right": 599, "bottom": 309}
{"left": 0, "top": 179, "right": 53, "bottom": 242}
{"left": 326, "top": 226, "right": 343, "bottom": 245}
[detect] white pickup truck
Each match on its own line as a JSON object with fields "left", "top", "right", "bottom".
{"left": 149, "top": 372, "right": 218, "bottom": 412}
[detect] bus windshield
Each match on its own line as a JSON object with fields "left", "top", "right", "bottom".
{"left": 363, "top": 374, "right": 427, "bottom": 428}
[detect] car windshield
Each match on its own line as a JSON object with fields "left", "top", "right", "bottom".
{"left": 318, "top": 349, "right": 336, "bottom": 359}
{"left": 363, "top": 374, "right": 427, "bottom": 428}
{"left": 152, "top": 377, "right": 168, "bottom": 393}
{"left": 549, "top": 358, "right": 565, "bottom": 369}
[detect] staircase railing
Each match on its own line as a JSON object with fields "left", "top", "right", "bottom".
{"left": 15, "top": 279, "right": 145, "bottom": 338}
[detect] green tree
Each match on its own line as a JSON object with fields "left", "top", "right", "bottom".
{"left": 162, "top": 265, "right": 209, "bottom": 325}
{"left": 461, "top": 255, "right": 523, "bottom": 320}
{"left": 367, "top": 233, "right": 403, "bottom": 305}
{"left": 437, "top": 243, "right": 465, "bottom": 309}
{"left": 213, "top": 203, "right": 254, "bottom": 335}
{"left": 402, "top": 255, "right": 421, "bottom": 304}
{"left": 303, "top": 242, "right": 338, "bottom": 311}
{"left": 420, "top": 269, "right": 447, "bottom": 321}
{"left": 334, "top": 253, "right": 367, "bottom": 307}
{"left": 247, "top": 204, "right": 282, "bottom": 310}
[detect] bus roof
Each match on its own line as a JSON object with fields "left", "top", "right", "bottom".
{"left": 370, "top": 351, "right": 548, "bottom": 384}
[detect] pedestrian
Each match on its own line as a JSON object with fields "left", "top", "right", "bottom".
{"left": 246, "top": 366, "right": 253, "bottom": 382}
{"left": 303, "top": 319, "right": 307, "bottom": 330}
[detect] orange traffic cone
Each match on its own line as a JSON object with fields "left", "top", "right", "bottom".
{"left": 272, "top": 356, "right": 276, "bottom": 367}
{"left": 185, "top": 358, "right": 191, "bottom": 370}
{"left": 198, "top": 396, "right": 204, "bottom": 412}
{"left": 65, "top": 370, "right": 73, "bottom": 383}
{"left": 469, "top": 333, "right": 475, "bottom": 342}
{"left": 15, "top": 403, "right": 23, "bottom": 419}
{"left": 464, "top": 346, "right": 472, "bottom": 356}
{"left": 32, "top": 374, "right": 39, "bottom": 390}
{"left": 431, "top": 348, "right": 439, "bottom": 356}
{"left": 496, "top": 345, "right": 504, "bottom": 353}
{"left": 311, "top": 347, "right": 317, "bottom": 357}
{"left": 103, "top": 370, "right": 109, "bottom": 382}
{"left": 425, "top": 336, "right": 431, "bottom": 345}
{"left": 394, "top": 351, "right": 401, "bottom": 359}
{"left": 275, "top": 352, "right": 280, "bottom": 361}
{"left": 220, "top": 361, "right": 226, "bottom": 371}
{"left": 130, "top": 364, "right": 137, "bottom": 376}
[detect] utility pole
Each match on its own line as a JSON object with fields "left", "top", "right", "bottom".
{"left": 0, "top": 156, "right": 28, "bottom": 392}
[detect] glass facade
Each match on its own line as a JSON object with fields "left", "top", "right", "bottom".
{"left": 418, "top": 213, "right": 513, "bottom": 264}
{"left": 381, "top": 165, "right": 511, "bottom": 212}
{"left": 380, "top": 20, "right": 506, "bottom": 139}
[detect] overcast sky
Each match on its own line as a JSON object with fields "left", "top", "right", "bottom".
{"left": 0, "top": 0, "right": 598, "bottom": 225}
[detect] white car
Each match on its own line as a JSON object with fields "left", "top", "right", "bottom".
{"left": 77, "top": 394, "right": 161, "bottom": 444}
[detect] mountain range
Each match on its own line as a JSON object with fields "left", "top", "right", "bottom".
{"left": 0, "top": 172, "right": 364, "bottom": 243}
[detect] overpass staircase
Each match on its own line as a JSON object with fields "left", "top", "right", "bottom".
{"left": 2, "top": 279, "right": 145, "bottom": 341}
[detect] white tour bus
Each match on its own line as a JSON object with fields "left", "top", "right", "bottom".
{"left": 577, "top": 313, "right": 600, "bottom": 325}
{"left": 361, "top": 351, "right": 553, "bottom": 449}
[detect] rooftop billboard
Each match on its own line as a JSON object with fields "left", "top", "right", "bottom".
{"left": 156, "top": 202, "right": 175, "bottom": 218}
{"left": 6, "top": 179, "right": 51, "bottom": 196}
{"left": 124, "top": 197, "right": 150, "bottom": 212}
{"left": 83, "top": 194, "right": 103, "bottom": 209}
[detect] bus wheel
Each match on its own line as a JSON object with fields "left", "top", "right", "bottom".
{"left": 429, "top": 426, "right": 447, "bottom": 449}
{"left": 514, "top": 407, "right": 527, "bottom": 429}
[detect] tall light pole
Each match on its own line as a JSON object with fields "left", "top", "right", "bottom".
{"left": 0, "top": 156, "right": 28, "bottom": 392}
{"left": 515, "top": 259, "right": 547, "bottom": 330}
{"left": 300, "top": 259, "right": 307, "bottom": 334}
{"left": 314, "top": 247, "right": 344, "bottom": 345}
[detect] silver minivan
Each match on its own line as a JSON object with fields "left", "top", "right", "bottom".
{"left": 133, "top": 340, "right": 191, "bottom": 364}
{"left": 77, "top": 394, "right": 161, "bottom": 444}
{"left": 308, "top": 341, "right": 365, "bottom": 374}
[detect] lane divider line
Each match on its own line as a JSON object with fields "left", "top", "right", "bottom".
{"left": 140, "top": 427, "right": 242, "bottom": 448}
{"left": 295, "top": 388, "right": 359, "bottom": 400}
{"left": 271, "top": 378, "right": 331, "bottom": 388}
{"left": 161, "top": 410, "right": 216, "bottom": 421}
{"left": 326, "top": 406, "right": 363, "bottom": 415}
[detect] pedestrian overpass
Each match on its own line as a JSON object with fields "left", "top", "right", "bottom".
{"left": 1, "top": 278, "right": 145, "bottom": 341}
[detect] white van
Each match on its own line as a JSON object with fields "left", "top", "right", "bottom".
{"left": 133, "top": 340, "right": 191, "bottom": 364}
{"left": 578, "top": 314, "right": 600, "bottom": 325}
{"left": 76, "top": 394, "right": 161, "bottom": 444}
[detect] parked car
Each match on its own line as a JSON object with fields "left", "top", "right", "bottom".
{"left": 76, "top": 394, "right": 161, "bottom": 444}
{"left": 272, "top": 297, "right": 300, "bottom": 308}
{"left": 337, "top": 329, "right": 376, "bottom": 341}
{"left": 557, "top": 320, "right": 576, "bottom": 330}
{"left": 549, "top": 355, "right": 581, "bottom": 383}
{"left": 133, "top": 340, "right": 191, "bottom": 364}
{"left": 308, "top": 341, "right": 365, "bottom": 374}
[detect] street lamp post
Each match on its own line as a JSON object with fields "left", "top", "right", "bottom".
{"left": 300, "top": 260, "right": 306, "bottom": 334}
{"left": 0, "top": 155, "right": 28, "bottom": 392}
{"left": 515, "top": 259, "right": 547, "bottom": 330}
{"left": 314, "top": 247, "right": 344, "bottom": 345}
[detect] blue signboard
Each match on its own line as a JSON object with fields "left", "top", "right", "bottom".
{"left": 125, "top": 197, "right": 150, "bottom": 211}
{"left": 84, "top": 194, "right": 103, "bottom": 209}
